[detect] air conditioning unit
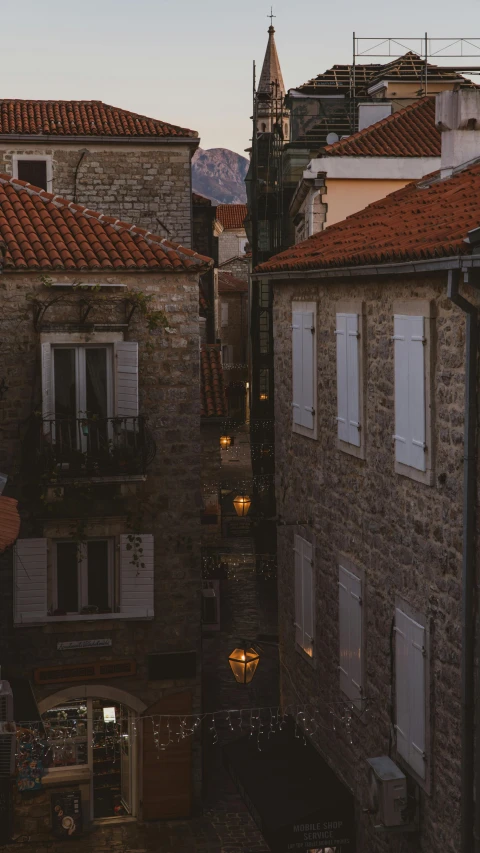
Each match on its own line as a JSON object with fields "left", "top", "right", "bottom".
{"left": 0, "top": 682, "right": 13, "bottom": 722}
{"left": 366, "top": 756, "right": 408, "bottom": 828}
{"left": 0, "top": 722, "right": 16, "bottom": 776}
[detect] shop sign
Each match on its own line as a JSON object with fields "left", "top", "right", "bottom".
{"left": 56, "top": 639, "right": 112, "bottom": 651}
{"left": 281, "top": 818, "right": 355, "bottom": 852}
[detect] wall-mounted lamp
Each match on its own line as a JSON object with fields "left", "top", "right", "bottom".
{"left": 233, "top": 495, "right": 251, "bottom": 517}
{"left": 228, "top": 645, "right": 260, "bottom": 684}
{"left": 220, "top": 435, "right": 234, "bottom": 448}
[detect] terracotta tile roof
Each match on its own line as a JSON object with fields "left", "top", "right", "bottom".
{"left": 217, "top": 271, "right": 248, "bottom": 294}
{"left": 201, "top": 345, "right": 227, "bottom": 418}
{"left": 297, "top": 63, "right": 381, "bottom": 96}
{"left": 325, "top": 97, "right": 440, "bottom": 158}
{"left": 0, "top": 174, "right": 212, "bottom": 272}
{"left": 0, "top": 100, "right": 197, "bottom": 138}
{"left": 0, "top": 496, "right": 20, "bottom": 553}
{"left": 192, "top": 192, "right": 213, "bottom": 207}
{"left": 369, "top": 51, "right": 476, "bottom": 86}
{"left": 256, "top": 161, "right": 480, "bottom": 273}
{"left": 215, "top": 204, "right": 247, "bottom": 230}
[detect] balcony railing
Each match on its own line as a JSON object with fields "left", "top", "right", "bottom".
{"left": 33, "top": 416, "right": 156, "bottom": 478}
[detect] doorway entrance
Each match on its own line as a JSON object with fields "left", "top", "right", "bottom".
{"left": 43, "top": 697, "right": 136, "bottom": 820}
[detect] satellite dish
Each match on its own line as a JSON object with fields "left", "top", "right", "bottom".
{"left": 326, "top": 132, "right": 339, "bottom": 145}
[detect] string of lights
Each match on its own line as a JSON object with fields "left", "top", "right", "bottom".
{"left": 14, "top": 700, "right": 372, "bottom": 759}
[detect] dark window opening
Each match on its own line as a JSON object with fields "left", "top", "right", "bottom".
{"left": 56, "top": 542, "right": 79, "bottom": 612}
{"left": 17, "top": 160, "right": 48, "bottom": 190}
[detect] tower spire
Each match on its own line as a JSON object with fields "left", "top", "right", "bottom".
{"left": 258, "top": 13, "right": 285, "bottom": 98}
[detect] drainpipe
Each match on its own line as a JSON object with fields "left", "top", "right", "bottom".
{"left": 447, "top": 269, "right": 478, "bottom": 853}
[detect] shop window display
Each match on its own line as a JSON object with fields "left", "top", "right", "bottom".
{"left": 42, "top": 698, "right": 133, "bottom": 819}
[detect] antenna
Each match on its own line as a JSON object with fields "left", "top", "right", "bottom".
{"left": 268, "top": 7, "right": 276, "bottom": 27}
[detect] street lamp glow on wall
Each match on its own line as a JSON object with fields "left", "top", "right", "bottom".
{"left": 233, "top": 495, "right": 251, "bottom": 517}
{"left": 228, "top": 646, "right": 260, "bottom": 684}
{"left": 220, "top": 435, "right": 234, "bottom": 448}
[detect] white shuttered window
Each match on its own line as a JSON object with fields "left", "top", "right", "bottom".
{"left": 115, "top": 341, "right": 139, "bottom": 419}
{"left": 14, "top": 539, "right": 48, "bottom": 624}
{"left": 294, "top": 535, "right": 314, "bottom": 657}
{"left": 338, "top": 563, "right": 363, "bottom": 707}
{"left": 393, "top": 315, "right": 426, "bottom": 471}
{"left": 292, "top": 310, "right": 315, "bottom": 430}
{"left": 395, "top": 607, "right": 427, "bottom": 780}
{"left": 120, "top": 534, "right": 154, "bottom": 618}
{"left": 336, "top": 314, "right": 361, "bottom": 446}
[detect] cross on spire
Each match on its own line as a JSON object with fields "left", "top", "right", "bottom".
{"left": 268, "top": 7, "right": 276, "bottom": 27}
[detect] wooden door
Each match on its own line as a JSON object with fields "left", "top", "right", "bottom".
{"left": 142, "top": 691, "right": 192, "bottom": 820}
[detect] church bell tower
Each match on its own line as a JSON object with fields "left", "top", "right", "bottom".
{"left": 256, "top": 14, "right": 289, "bottom": 139}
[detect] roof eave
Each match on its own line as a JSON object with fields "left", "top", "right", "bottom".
{"left": 0, "top": 134, "right": 199, "bottom": 147}
{"left": 253, "top": 253, "right": 480, "bottom": 281}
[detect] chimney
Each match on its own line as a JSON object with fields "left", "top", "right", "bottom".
{"left": 436, "top": 89, "right": 480, "bottom": 178}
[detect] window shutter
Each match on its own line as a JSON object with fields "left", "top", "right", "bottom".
{"left": 293, "top": 535, "right": 303, "bottom": 647}
{"left": 301, "top": 313, "right": 315, "bottom": 429}
{"left": 302, "top": 540, "right": 314, "bottom": 657}
{"left": 41, "top": 343, "right": 53, "bottom": 432}
{"left": 408, "top": 316, "right": 426, "bottom": 472}
{"left": 120, "top": 534, "right": 154, "bottom": 617}
{"left": 409, "top": 618, "right": 426, "bottom": 778}
{"left": 393, "top": 316, "right": 410, "bottom": 466}
{"left": 221, "top": 302, "right": 228, "bottom": 327}
{"left": 335, "top": 314, "right": 348, "bottom": 442}
{"left": 14, "top": 539, "right": 48, "bottom": 624}
{"left": 115, "top": 342, "right": 139, "bottom": 419}
{"left": 292, "top": 313, "right": 302, "bottom": 426}
{"left": 338, "top": 564, "right": 363, "bottom": 705}
{"left": 346, "top": 314, "right": 361, "bottom": 446}
{"left": 394, "top": 607, "right": 412, "bottom": 768}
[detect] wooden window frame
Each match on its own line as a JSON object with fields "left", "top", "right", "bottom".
{"left": 337, "top": 554, "right": 366, "bottom": 712}
{"left": 52, "top": 538, "right": 115, "bottom": 615}
{"left": 12, "top": 153, "right": 53, "bottom": 192}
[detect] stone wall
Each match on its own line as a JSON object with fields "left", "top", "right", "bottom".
{"left": 0, "top": 144, "right": 194, "bottom": 246}
{"left": 273, "top": 271, "right": 473, "bottom": 853}
{"left": 218, "top": 230, "right": 246, "bottom": 265}
{"left": 0, "top": 267, "right": 203, "bottom": 826}
{"left": 219, "top": 256, "right": 250, "bottom": 282}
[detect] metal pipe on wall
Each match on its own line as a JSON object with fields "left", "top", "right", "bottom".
{"left": 447, "top": 269, "right": 478, "bottom": 853}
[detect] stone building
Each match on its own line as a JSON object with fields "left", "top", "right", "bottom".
{"left": 290, "top": 97, "right": 441, "bottom": 242}
{"left": 0, "top": 99, "right": 199, "bottom": 245}
{"left": 249, "top": 90, "right": 480, "bottom": 852}
{"left": 214, "top": 204, "right": 248, "bottom": 266}
{"left": 0, "top": 173, "right": 211, "bottom": 834}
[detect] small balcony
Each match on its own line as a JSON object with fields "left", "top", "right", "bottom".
{"left": 33, "top": 416, "right": 156, "bottom": 480}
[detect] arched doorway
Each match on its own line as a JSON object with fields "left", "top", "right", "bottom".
{"left": 39, "top": 686, "right": 145, "bottom": 821}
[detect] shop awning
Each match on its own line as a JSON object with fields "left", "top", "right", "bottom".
{"left": 223, "top": 718, "right": 355, "bottom": 853}
{"left": 0, "top": 496, "right": 20, "bottom": 553}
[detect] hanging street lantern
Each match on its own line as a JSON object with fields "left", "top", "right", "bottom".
{"left": 228, "top": 645, "right": 260, "bottom": 684}
{"left": 220, "top": 435, "right": 234, "bottom": 448}
{"left": 233, "top": 494, "right": 251, "bottom": 517}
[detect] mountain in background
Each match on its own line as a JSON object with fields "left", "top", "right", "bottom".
{"left": 192, "top": 148, "right": 249, "bottom": 205}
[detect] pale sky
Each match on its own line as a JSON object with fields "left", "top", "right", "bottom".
{"left": 2, "top": 0, "right": 480, "bottom": 156}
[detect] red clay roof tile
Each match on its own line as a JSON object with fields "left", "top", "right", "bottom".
{"left": 257, "top": 161, "right": 480, "bottom": 273}
{"left": 201, "top": 345, "right": 227, "bottom": 418}
{"left": 216, "top": 204, "right": 247, "bottom": 230}
{"left": 217, "top": 271, "right": 248, "bottom": 293}
{"left": 0, "top": 173, "right": 212, "bottom": 273}
{"left": 0, "top": 100, "right": 197, "bottom": 138}
{"left": 0, "top": 497, "right": 20, "bottom": 553}
{"left": 325, "top": 97, "right": 440, "bottom": 158}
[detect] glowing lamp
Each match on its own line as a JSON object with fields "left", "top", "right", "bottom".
{"left": 233, "top": 495, "right": 251, "bottom": 517}
{"left": 228, "top": 645, "right": 260, "bottom": 684}
{"left": 220, "top": 435, "right": 233, "bottom": 448}
{"left": 259, "top": 393, "right": 268, "bottom": 401}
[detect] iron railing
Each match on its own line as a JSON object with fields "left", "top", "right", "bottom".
{"left": 34, "top": 416, "right": 156, "bottom": 478}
